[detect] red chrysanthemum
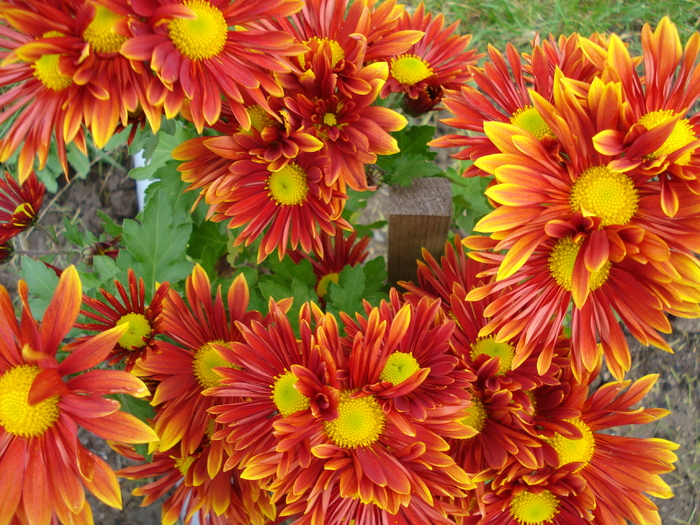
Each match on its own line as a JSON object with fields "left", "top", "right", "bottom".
{"left": 0, "top": 171, "right": 44, "bottom": 243}
{"left": 0, "top": 266, "right": 157, "bottom": 524}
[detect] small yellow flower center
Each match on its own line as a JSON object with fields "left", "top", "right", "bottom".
{"left": 267, "top": 163, "right": 309, "bottom": 206}
{"left": 547, "top": 418, "right": 595, "bottom": 472}
{"left": 192, "top": 340, "right": 235, "bottom": 390}
{"left": 324, "top": 391, "right": 385, "bottom": 449}
{"left": 323, "top": 112, "right": 338, "bottom": 127}
{"left": 247, "top": 105, "right": 276, "bottom": 132}
{"left": 115, "top": 312, "right": 152, "bottom": 350}
{"left": 510, "top": 106, "right": 554, "bottom": 140}
{"left": 461, "top": 396, "right": 487, "bottom": 435}
{"left": 639, "top": 110, "right": 696, "bottom": 165}
{"left": 548, "top": 236, "right": 611, "bottom": 292}
{"left": 390, "top": 54, "right": 434, "bottom": 86}
{"left": 470, "top": 336, "right": 515, "bottom": 375}
{"left": 168, "top": 0, "right": 227, "bottom": 61}
{"left": 301, "top": 37, "right": 345, "bottom": 68}
{"left": 317, "top": 272, "right": 339, "bottom": 297}
{"left": 33, "top": 53, "right": 73, "bottom": 91}
{"left": 569, "top": 165, "right": 639, "bottom": 226}
{"left": 82, "top": 5, "right": 127, "bottom": 54}
{"left": 510, "top": 489, "right": 560, "bottom": 524}
{"left": 379, "top": 352, "right": 421, "bottom": 385}
{"left": 0, "top": 365, "right": 60, "bottom": 438}
{"left": 174, "top": 455, "right": 196, "bottom": 476}
{"left": 272, "top": 370, "right": 310, "bottom": 417}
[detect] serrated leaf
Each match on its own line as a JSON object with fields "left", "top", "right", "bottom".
{"left": 383, "top": 154, "right": 444, "bottom": 187}
{"left": 129, "top": 123, "right": 196, "bottom": 181}
{"left": 265, "top": 257, "right": 317, "bottom": 289}
{"left": 259, "top": 277, "right": 316, "bottom": 335}
{"left": 66, "top": 142, "right": 91, "bottom": 178}
{"left": 19, "top": 257, "right": 60, "bottom": 318}
{"left": 362, "top": 256, "right": 387, "bottom": 295}
{"left": 96, "top": 210, "right": 123, "bottom": 238}
{"left": 326, "top": 264, "right": 366, "bottom": 317}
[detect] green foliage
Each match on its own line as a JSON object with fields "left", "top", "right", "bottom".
{"left": 378, "top": 125, "right": 444, "bottom": 187}
{"left": 19, "top": 257, "right": 59, "bottom": 318}
{"left": 445, "top": 164, "right": 493, "bottom": 235}
{"left": 129, "top": 120, "right": 197, "bottom": 181}
{"left": 326, "top": 257, "right": 389, "bottom": 319}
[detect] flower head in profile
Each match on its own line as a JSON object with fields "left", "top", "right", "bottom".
{"left": 0, "top": 171, "right": 44, "bottom": 243}
{"left": 76, "top": 268, "right": 169, "bottom": 371}
{"left": 381, "top": 3, "right": 480, "bottom": 115}
{"left": 0, "top": 266, "right": 157, "bottom": 524}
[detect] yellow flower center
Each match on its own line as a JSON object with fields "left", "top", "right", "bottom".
{"left": 317, "top": 272, "right": 339, "bottom": 297}
{"left": 267, "top": 163, "right": 309, "bottom": 206}
{"left": 168, "top": 0, "right": 227, "bottom": 61}
{"left": 0, "top": 365, "right": 60, "bottom": 438}
{"left": 390, "top": 54, "right": 434, "bottom": 86}
{"left": 247, "top": 105, "right": 276, "bottom": 132}
{"left": 510, "top": 490, "right": 560, "bottom": 524}
{"left": 569, "top": 165, "right": 639, "bottom": 226}
{"left": 548, "top": 236, "right": 611, "bottom": 292}
{"left": 379, "top": 352, "right": 420, "bottom": 385}
{"left": 639, "top": 110, "right": 696, "bottom": 165}
{"left": 510, "top": 106, "right": 554, "bottom": 140}
{"left": 272, "top": 370, "right": 310, "bottom": 417}
{"left": 324, "top": 391, "right": 385, "bottom": 449}
{"left": 470, "top": 336, "right": 515, "bottom": 375}
{"left": 115, "top": 312, "right": 152, "bottom": 350}
{"left": 300, "top": 37, "right": 345, "bottom": 68}
{"left": 547, "top": 418, "right": 595, "bottom": 472}
{"left": 323, "top": 112, "right": 338, "bottom": 127}
{"left": 174, "top": 455, "right": 196, "bottom": 476}
{"left": 192, "top": 340, "right": 235, "bottom": 390}
{"left": 33, "top": 53, "right": 73, "bottom": 91}
{"left": 461, "top": 396, "right": 487, "bottom": 435}
{"left": 82, "top": 5, "right": 127, "bottom": 54}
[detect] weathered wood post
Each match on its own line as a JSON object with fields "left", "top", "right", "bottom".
{"left": 388, "top": 177, "right": 452, "bottom": 284}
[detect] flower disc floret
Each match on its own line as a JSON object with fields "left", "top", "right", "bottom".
{"left": 461, "top": 396, "right": 487, "bottom": 435}
{"left": 82, "top": 5, "right": 128, "bottom": 54}
{"left": 390, "top": 54, "right": 434, "bottom": 85}
{"left": 509, "top": 489, "right": 559, "bottom": 524}
{"left": 0, "top": 365, "right": 60, "bottom": 438}
{"left": 272, "top": 370, "right": 310, "bottom": 417}
{"left": 549, "top": 236, "right": 611, "bottom": 292}
{"left": 32, "top": 53, "right": 73, "bottom": 91}
{"left": 569, "top": 165, "right": 639, "bottom": 226}
{"left": 471, "top": 336, "right": 515, "bottom": 375}
{"left": 323, "top": 112, "right": 338, "bottom": 127}
{"left": 510, "top": 106, "right": 554, "bottom": 140}
{"left": 302, "top": 37, "right": 345, "bottom": 67}
{"left": 379, "top": 352, "right": 420, "bottom": 385}
{"left": 639, "top": 110, "right": 696, "bottom": 165}
{"left": 193, "top": 340, "right": 235, "bottom": 389}
{"left": 548, "top": 418, "right": 595, "bottom": 471}
{"left": 267, "top": 163, "right": 309, "bottom": 206}
{"left": 247, "top": 105, "right": 276, "bottom": 132}
{"left": 324, "top": 391, "right": 385, "bottom": 449}
{"left": 115, "top": 312, "right": 152, "bottom": 350}
{"left": 168, "top": 0, "right": 228, "bottom": 61}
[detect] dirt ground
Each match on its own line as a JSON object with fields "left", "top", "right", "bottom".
{"left": 0, "top": 165, "right": 698, "bottom": 524}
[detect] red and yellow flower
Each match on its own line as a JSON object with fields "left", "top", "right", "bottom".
{"left": 0, "top": 171, "right": 44, "bottom": 243}
{"left": 0, "top": 266, "right": 157, "bottom": 524}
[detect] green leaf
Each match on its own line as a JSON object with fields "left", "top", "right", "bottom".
{"left": 326, "top": 264, "right": 367, "bottom": 317}
{"left": 97, "top": 210, "right": 123, "bottom": 238}
{"left": 265, "top": 257, "right": 317, "bottom": 289}
{"left": 19, "top": 257, "right": 60, "bottom": 318}
{"left": 258, "top": 277, "right": 316, "bottom": 334}
{"left": 446, "top": 165, "right": 492, "bottom": 235}
{"left": 362, "top": 256, "right": 388, "bottom": 295}
{"left": 129, "top": 122, "right": 196, "bottom": 181}
{"left": 377, "top": 125, "right": 444, "bottom": 187}
{"left": 66, "top": 143, "right": 91, "bottom": 178}
{"left": 187, "top": 220, "right": 228, "bottom": 275}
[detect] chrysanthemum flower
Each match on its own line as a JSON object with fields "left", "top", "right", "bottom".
{"left": 115, "top": 0, "right": 306, "bottom": 131}
{"left": 380, "top": 3, "right": 480, "bottom": 115}
{"left": 0, "top": 171, "right": 44, "bottom": 243}
{"left": 0, "top": 241, "right": 13, "bottom": 264}
{"left": 543, "top": 373, "right": 679, "bottom": 524}
{"left": 139, "top": 265, "right": 262, "bottom": 455}
{"left": 289, "top": 229, "right": 369, "bottom": 299}
{"left": 75, "top": 268, "right": 169, "bottom": 371}
{"left": 0, "top": 266, "right": 157, "bottom": 524}
{"left": 585, "top": 18, "right": 700, "bottom": 215}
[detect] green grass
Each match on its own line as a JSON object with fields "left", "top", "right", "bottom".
{"left": 417, "top": 0, "right": 700, "bottom": 53}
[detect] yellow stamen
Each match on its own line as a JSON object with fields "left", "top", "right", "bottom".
{"left": 33, "top": 53, "right": 73, "bottom": 91}
{"left": 0, "top": 365, "right": 60, "bottom": 438}
{"left": 569, "top": 165, "right": 639, "bottom": 226}
{"left": 547, "top": 418, "right": 595, "bottom": 471}
{"left": 510, "top": 106, "right": 554, "bottom": 140}
{"left": 267, "top": 163, "right": 308, "bottom": 206}
{"left": 639, "top": 109, "right": 696, "bottom": 165}
{"left": 323, "top": 112, "right": 338, "bottom": 127}
{"left": 192, "top": 340, "right": 235, "bottom": 390}
{"left": 247, "top": 105, "right": 276, "bottom": 132}
{"left": 379, "top": 352, "right": 420, "bottom": 385}
{"left": 300, "top": 37, "right": 345, "bottom": 68}
{"left": 82, "top": 5, "right": 127, "bottom": 54}
{"left": 271, "top": 370, "right": 310, "bottom": 417}
{"left": 168, "top": 0, "right": 227, "bottom": 61}
{"left": 470, "top": 336, "right": 514, "bottom": 375}
{"left": 324, "top": 391, "right": 385, "bottom": 449}
{"left": 174, "top": 455, "right": 196, "bottom": 476}
{"left": 510, "top": 489, "right": 559, "bottom": 524}
{"left": 390, "top": 54, "right": 434, "bottom": 86}
{"left": 115, "top": 312, "right": 152, "bottom": 350}
{"left": 548, "top": 236, "right": 611, "bottom": 292}
{"left": 317, "top": 272, "right": 339, "bottom": 298}
{"left": 461, "top": 396, "right": 487, "bottom": 435}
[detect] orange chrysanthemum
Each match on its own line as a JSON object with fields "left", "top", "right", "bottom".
{"left": 76, "top": 268, "right": 169, "bottom": 371}
{"left": 0, "top": 171, "right": 44, "bottom": 243}
{"left": 0, "top": 266, "right": 157, "bottom": 524}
